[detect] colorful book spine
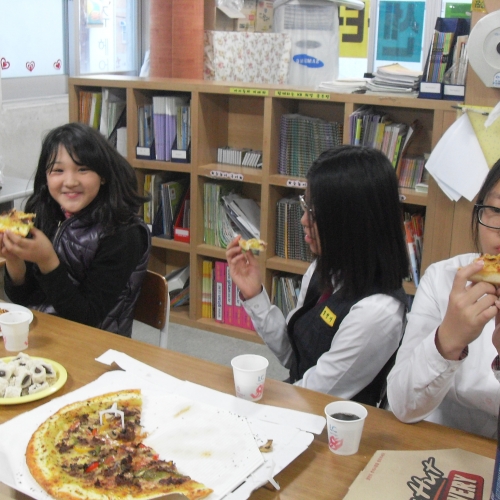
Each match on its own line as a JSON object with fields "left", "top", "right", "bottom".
{"left": 214, "top": 260, "right": 225, "bottom": 323}
{"left": 224, "top": 262, "right": 234, "bottom": 326}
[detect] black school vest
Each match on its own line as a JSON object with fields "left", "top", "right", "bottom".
{"left": 287, "top": 269, "right": 407, "bottom": 406}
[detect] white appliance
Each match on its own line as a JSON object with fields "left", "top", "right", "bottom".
{"left": 273, "top": 0, "right": 364, "bottom": 88}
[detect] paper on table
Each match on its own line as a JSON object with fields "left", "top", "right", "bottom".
{"left": 96, "top": 349, "right": 325, "bottom": 435}
{"left": 425, "top": 113, "right": 489, "bottom": 202}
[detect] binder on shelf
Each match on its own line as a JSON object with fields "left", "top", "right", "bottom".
{"left": 136, "top": 140, "right": 156, "bottom": 160}
{"left": 418, "top": 81, "right": 443, "bottom": 100}
{"left": 171, "top": 136, "right": 191, "bottom": 163}
{"left": 443, "top": 84, "right": 465, "bottom": 101}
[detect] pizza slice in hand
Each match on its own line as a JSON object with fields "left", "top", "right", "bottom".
{"left": 26, "top": 389, "right": 213, "bottom": 500}
{"left": 470, "top": 254, "right": 500, "bottom": 285}
{"left": 0, "top": 209, "right": 35, "bottom": 237}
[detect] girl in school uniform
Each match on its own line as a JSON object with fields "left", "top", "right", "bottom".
{"left": 388, "top": 159, "right": 500, "bottom": 438}
{"left": 226, "top": 145, "right": 410, "bottom": 405}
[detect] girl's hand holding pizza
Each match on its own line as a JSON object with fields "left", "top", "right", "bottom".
{"left": 436, "top": 260, "right": 500, "bottom": 360}
{"left": 2, "top": 227, "right": 60, "bottom": 275}
{"left": 226, "top": 235, "right": 262, "bottom": 300}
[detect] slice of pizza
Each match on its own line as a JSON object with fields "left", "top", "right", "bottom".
{"left": 470, "top": 254, "right": 500, "bottom": 285}
{"left": 238, "top": 238, "right": 267, "bottom": 254}
{"left": 0, "top": 209, "right": 35, "bottom": 237}
{"left": 26, "top": 389, "right": 213, "bottom": 500}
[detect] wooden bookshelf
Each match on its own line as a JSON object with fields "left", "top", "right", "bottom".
{"left": 68, "top": 75, "right": 461, "bottom": 343}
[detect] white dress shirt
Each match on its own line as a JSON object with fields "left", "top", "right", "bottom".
{"left": 243, "top": 261, "right": 405, "bottom": 399}
{"left": 387, "top": 253, "right": 500, "bottom": 438}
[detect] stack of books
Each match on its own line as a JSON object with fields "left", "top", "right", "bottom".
{"left": 275, "top": 197, "right": 313, "bottom": 262}
{"left": 425, "top": 31, "right": 455, "bottom": 83}
{"left": 366, "top": 63, "right": 422, "bottom": 95}
{"left": 271, "top": 273, "right": 302, "bottom": 319}
{"left": 166, "top": 266, "right": 190, "bottom": 308}
{"left": 398, "top": 155, "right": 427, "bottom": 189}
{"left": 217, "top": 147, "right": 262, "bottom": 168}
{"left": 278, "top": 114, "right": 343, "bottom": 177}
{"left": 349, "top": 106, "right": 409, "bottom": 169}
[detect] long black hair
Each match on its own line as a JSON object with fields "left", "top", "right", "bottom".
{"left": 472, "top": 157, "right": 500, "bottom": 251}
{"left": 306, "top": 145, "right": 409, "bottom": 299}
{"left": 26, "top": 122, "right": 147, "bottom": 238}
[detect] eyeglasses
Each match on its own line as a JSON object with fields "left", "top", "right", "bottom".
{"left": 299, "top": 194, "right": 315, "bottom": 220}
{"left": 475, "top": 204, "right": 500, "bottom": 229}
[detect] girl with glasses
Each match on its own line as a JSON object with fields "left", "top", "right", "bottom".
{"left": 226, "top": 145, "right": 409, "bottom": 406}
{"left": 388, "top": 159, "right": 500, "bottom": 438}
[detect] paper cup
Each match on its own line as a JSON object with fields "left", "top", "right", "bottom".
{"left": 324, "top": 401, "right": 368, "bottom": 455}
{"left": 231, "top": 354, "right": 269, "bottom": 401}
{"left": 0, "top": 311, "right": 31, "bottom": 352}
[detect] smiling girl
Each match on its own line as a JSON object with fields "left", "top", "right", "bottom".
{"left": 226, "top": 145, "right": 409, "bottom": 405}
{"left": 0, "top": 123, "right": 151, "bottom": 337}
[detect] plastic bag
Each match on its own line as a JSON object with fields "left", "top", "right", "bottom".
{"left": 217, "top": 0, "right": 243, "bottom": 11}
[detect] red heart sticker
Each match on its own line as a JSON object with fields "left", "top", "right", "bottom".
{"left": 1, "top": 58, "right": 10, "bottom": 70}
{"left": 26, "top": 61, "right": 35, "bottom": 72}
{"left": 54, "top": 59, "right": 61, "bottom": 70}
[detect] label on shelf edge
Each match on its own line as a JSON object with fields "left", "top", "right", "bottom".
{"left": 286, "top": 179, "right": 307, "bottom": 188}
{"left": 210, "top": 170, "right": 244, "bottom": 181}
{"left": 229, "top": 88, "right": 269, "bottom": 96}
{"left": 275, "top": 90, "right": 331, "bottom": 100}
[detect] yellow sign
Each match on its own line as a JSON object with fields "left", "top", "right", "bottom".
{"left": 471, "top": 0, "right": 486, "bottom": 12}
{"left": 229, "top": 88, "right": 269, "bottom": 96}
{"left": 462, "top": 106, "right": 500, "bottom": 168}
{"left": 339, "top": 1, "right": 369, "bottom": 59}
{"left": 320, "top": 306, "right": 337, "bottom": 327}
{"left": 275, "top": 90, "right": 330, "bottom": 100}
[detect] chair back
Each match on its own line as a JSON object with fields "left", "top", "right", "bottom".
{"left": 134, "top": 270, "right": 168, "bottom": 331}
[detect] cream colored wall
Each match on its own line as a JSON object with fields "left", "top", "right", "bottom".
{"left": 0, "top": 96, "right": 69, "bottom": 182}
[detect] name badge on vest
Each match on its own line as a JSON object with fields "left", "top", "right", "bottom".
{"left": 320, "top": 306, "right": 336, "bottom": 327}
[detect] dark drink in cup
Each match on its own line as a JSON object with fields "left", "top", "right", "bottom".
{"left": 330, "top": 412, "right": 360, "bottom": 421}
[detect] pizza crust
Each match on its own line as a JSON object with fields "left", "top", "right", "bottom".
{"left": 470, "top": 254, "right": 500, "bottom": 285}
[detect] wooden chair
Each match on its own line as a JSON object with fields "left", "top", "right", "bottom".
{"left": 134, "top": 270, "right": 170, "bottom": 348}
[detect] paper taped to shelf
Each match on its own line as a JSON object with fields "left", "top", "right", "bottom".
{"left": 425, "top": 113, "right": 489, "bottom": 202}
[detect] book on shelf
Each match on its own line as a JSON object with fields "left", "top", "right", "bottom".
{"left": 79, "top": 90, "right": 102, "bottom": 130}
{"left": 217, "top": 147, "right": 262, "bottom": 168}
{"left": 165, "top": 265, "right": 190, "bottom": 293}
{"left": 173, "top": 188, "right": 191, "bottom": 243}
{"left": 398, "top": 156, "right": 427, "bottom": 190}
{"left": 271, "top": 273, "right": 302, "bottom": 319}
{"left": 170, "top": 283, "right": 190, "bottom": 308}
{"left": 278, "top": 114, "right": 343, "bottom": 177}
{"left": 275, "top": 196, "right": 312, "bottom": 262}
{"left": 214, "top": 261, "right": 225, "bottom": 323}
{"left": 100, "top": 88, "right": 126, "bottom": 140}
{"left": 201, "top": 260, "right": 213, "bottom": 319}
{"left": 159, "top": 178, "right": 190, "bottom": 239}
{"left": 204, "top": 181, "right": 249, "bottom": 249}
{"left": 404, "top": 213, "right": 425, "bottom": 287}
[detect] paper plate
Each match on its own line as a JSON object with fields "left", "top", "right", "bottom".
{"left": 0, "top": 304, "right": 34, "bottom": 337}
{"left": 0, "top": 357, "right": 67, "bottom": 405}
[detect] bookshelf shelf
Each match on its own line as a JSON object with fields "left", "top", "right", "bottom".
{"left": 69, "top": 75, "right": 461, "bottom": 342}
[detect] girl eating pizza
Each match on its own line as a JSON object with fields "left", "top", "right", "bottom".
{"left": 0, "top": 122, "right": 150, "bottom": 337}
{"left": 387, "top": 158, "right": 500, "bottom": 438}
{"left": 226, "top": 145, "right": 410, "bottom": 406}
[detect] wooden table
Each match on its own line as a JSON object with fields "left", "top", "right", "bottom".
{"left": 0, "top": 310, "right": 497, "bottom": 499}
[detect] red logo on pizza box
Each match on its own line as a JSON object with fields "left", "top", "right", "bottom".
{"left": 407, "top": 457, "right": 484, "bottom": 500}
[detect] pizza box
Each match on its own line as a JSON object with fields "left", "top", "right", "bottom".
{"left": 0, "top": 350, "right": 324, "bottom": 500}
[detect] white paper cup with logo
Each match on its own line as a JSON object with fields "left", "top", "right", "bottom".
{"left": 324, "top": 400, "right": 368, "bottom": 455}
{"left": 0, "top": 311, "right": 31, "bottom": 352}
{"left": 231, "top": 354, "right": 269, "bottom": 401}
